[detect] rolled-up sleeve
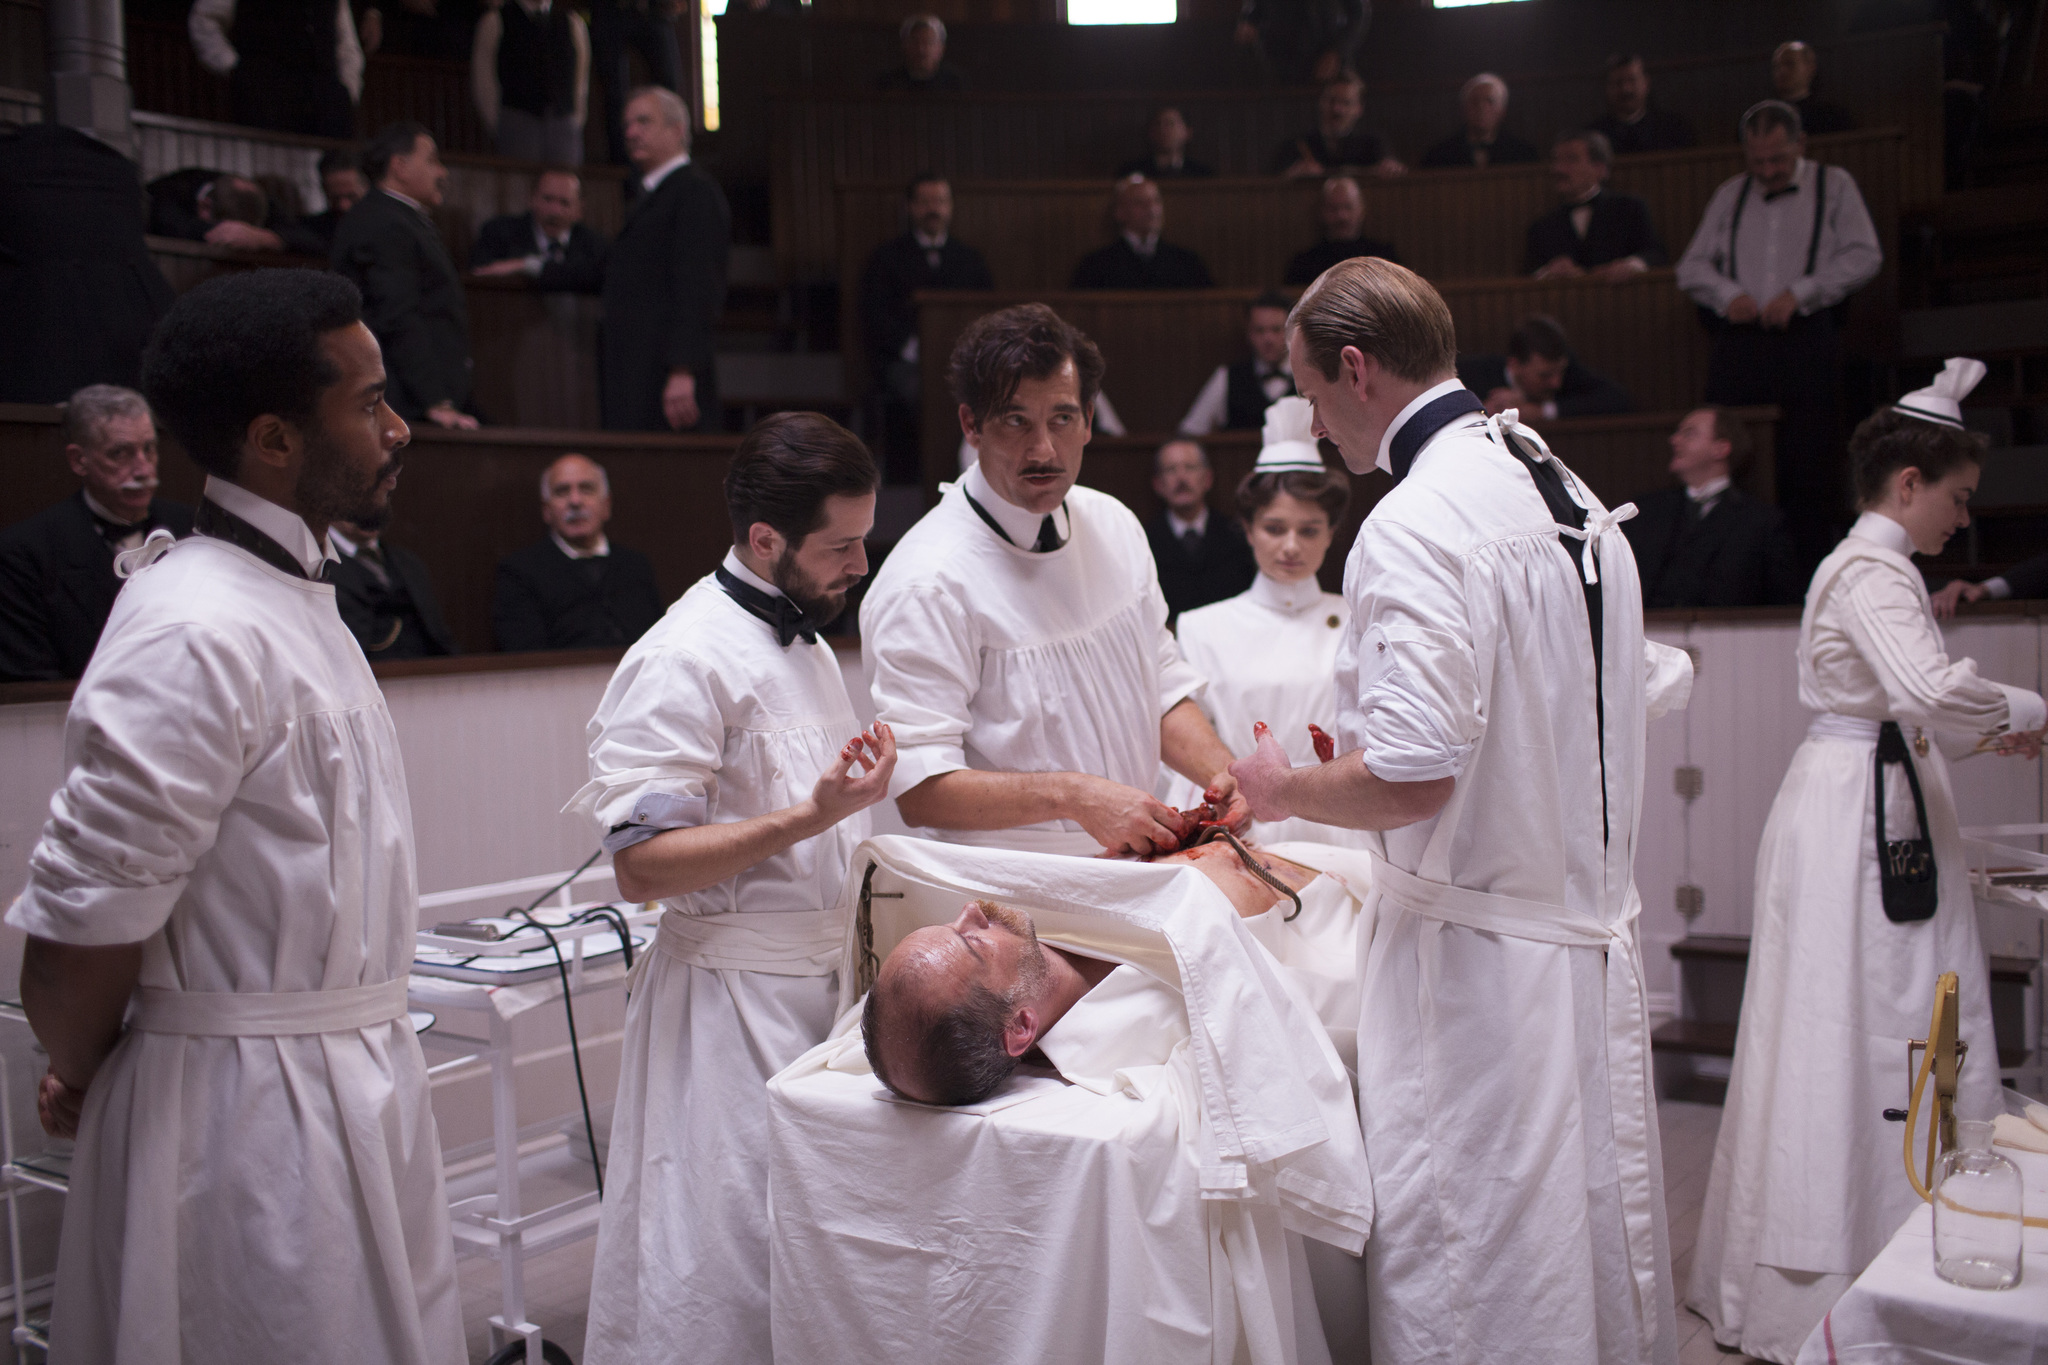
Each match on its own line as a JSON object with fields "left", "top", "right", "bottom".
{"left": 1346, "top": 524, "right": 1482, "bottom": 782}
{"left": 862, "top": 584, "right": 983, "bottom": 798}
{"left": 565, "top": 647, "right": 722, "bottom": 842}
{"left": 1644, "top": 640, "right": 1694, "bottom": 721}
{"left": 10, "top": 624, "right": 260, "bottom": 946}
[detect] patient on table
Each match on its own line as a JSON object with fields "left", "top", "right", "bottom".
{"left": 863, "top": 842, "right": 1320, "bottom": 1105}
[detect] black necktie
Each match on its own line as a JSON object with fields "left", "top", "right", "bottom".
{"left": 1180, "top": 526, "right": 1203, "bottom": 556}
{"left": 1035, "top": 516, "right": 1063, "bottom": 553}
{"left": 963, "top": 488, "right": 1066, "bottom": 553}
{"left": 1386, "top": 389, "right": 1487, "bottom": 485}
{"left": 715, "top": 565, "right": 817, "bottom": 646}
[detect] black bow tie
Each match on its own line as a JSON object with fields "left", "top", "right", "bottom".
{"left": 1762, "top": 184, "right": 1799, "bottom": 202}
{"left": 1386, "top": 389, "right": 1487, "bottom": 484}
{"left": 716, "top": 565, "right": 817, "bottom": 646}
{"left": 89, "top": 507, "right": 154, "bottom": 546}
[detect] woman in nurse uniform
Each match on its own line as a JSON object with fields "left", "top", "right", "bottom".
{"left": 1688, "top": 358, "right": 2046, "bottom": 1363}
{"left": 1170, "top": 397, "right": 1369, "bottom": 847}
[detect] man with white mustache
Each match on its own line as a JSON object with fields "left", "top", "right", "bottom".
{"left": 0, "top": 384, "right": 194, "bottom": 681}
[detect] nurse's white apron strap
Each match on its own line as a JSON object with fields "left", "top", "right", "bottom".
{"left": 1368, "top": 853, "right": 1665, "bottom": 1355}
{"left": 655, "top": 907, "right": 843, "bottom": 976}
{"left": 131, "top": 976, "right": 409, "bottom": 1036}
{"left": 1484, "top": 410, "right": 1636, "bottom": 584}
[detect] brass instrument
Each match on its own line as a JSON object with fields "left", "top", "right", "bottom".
{"left": 1898, "top": 972, "right": 1966, "bottom": 1201}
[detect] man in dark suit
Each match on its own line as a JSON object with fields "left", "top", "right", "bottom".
{"left": 331, "top": 122, "right": 477, "bottom": 429}
{"left": 328, "top": 519, "right": 458, "bottom": 660}
{"left": 877, "top": 14, "right": 967, "bottom": 91}
{"left": 300, "top": 150, "right": 369, "bottom": 252}
{"left": 1070, "top": 176, "right": 1214, "bottom": 290}
{"left": 1272, "top": 73, "right": 1405, "bottom": 179}
{"left": 493, "top": 454, "right": 666, "bottom": 650}
{"left": 1236, "top": 0, "right": 1369, "bottom": 87}
{"left": 0, "top": 386, "right": 193, "bottom": 681}
{"left": 1419, "top": 74, "right": 1540, "bottom": 170}
{"left": 470, "top": 168, "right": 607, "bottom": 293}
{"left": 600, "top": 86, "right": 730, "bottom": 432}
{"left": 1524, "top": 130, "right": 1668, "bottom": 280}
{"left": 1284, "top": 174, "right": 1398, "bottom": 285}
{"left": 1144, "top": 440, "right": 1255, "bottom": 624}
{"left": 1773, "top": 42, "right": 1857, "bottom": 137}
{"left": 1458, "top": 316, "right": 1633, "bottom": 423}
{"left": 858, "top": 174, "right": 994, "bottom": 479}
{"left": 1115, "top": 108, "right": 1217, "bottom": 180}
{"left": 0, "top": 124, "right": 176, "bottom": 405}
{"left": 145, "top": 169, "right": 328, "bottom": 255}
{"left": 1590, "top": 54, "right": 1696, "bottom": 156}
{"left": 1623, "top": 406, "right": 1803, "bottom": 608}
{"left": 1933, "top": 550, "right": 2048, "bottom": 615}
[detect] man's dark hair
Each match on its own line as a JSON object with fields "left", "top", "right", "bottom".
{"left": 140, "top": 269, "right": 364, "bottom": 480}
{"left": 724, "top": 411, "right": 879, "bottom": 545}
{"left": 905, "top": 170, "right": 948, "bottom": 201}
{"left": 1605, "top": 51, "right": 1645, "bottom": 74}
{"left": 862, "top": 973, "right": 1021, "bottom": 1107}
{"left": 208, "top": 174, "right": 269, "bottom": 227}
{"left": 1250, "top": 288, "right": 1294, "bottom": 315}
{"left": 317, "top": 147, "right": 361, "bottom": 179}
{"left": 363, "top": 121, "right": 430, "bottom": 184}
{"left": 1506, "top": 314, "right": 1571, "bottom": 363}
{"left": 1554, "top": 128, "right": 1613, "bottom": 166}
{"left": 1848, "top": 408, "right": 1986, "bottom": 510}
{"left": 949, "top": 303, "right": 1105, "bottom": 428}
{"left": 1701, "top": 405, "right": 1754, "bottom": 474}
{"left": 1741, "top": 100, "right": 1803, "bottom": 141}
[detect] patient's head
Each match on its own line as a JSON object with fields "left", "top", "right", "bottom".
{"left": 863, "top": 900, "right": 1053, "bottom": 1106}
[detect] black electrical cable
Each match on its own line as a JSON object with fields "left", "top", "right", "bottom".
{"left": 505, "top": 849, "right": 609, "bottom": 1198}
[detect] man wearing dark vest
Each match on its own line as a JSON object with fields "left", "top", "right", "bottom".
{"left": 188, "top": 0, "right": 362, "bottom": 139}
{"left": 328, "top": 518, "right": 459, "bottom": 660}
{"left": 1622, "top": 407, "right": 1803, "bottom": 609}
{"left": 473, "top": 0, "right": 591, "bottom": 165}
{"left": 1180, "top": 292, "right": 1296, "bottom": 436}
{"left": 1144, "top": 439, "right": 1256, "bottom": 624}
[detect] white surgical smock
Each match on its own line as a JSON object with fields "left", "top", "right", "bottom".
{"left": 572, "top": 572, "right": 867, "bottom": 1365}
{"left": 8, "top": 533, "right": 463, "bottom": 1365}
{"left": 863, "top": 468, "right": 1204, "bottom": 854}
{"left": 1341, "top": 406, "right": 1691, "bottom": 1365}
{"left": 1688, "top": 512, "right": 2045, "bottom": 1364}
{"left": 1170, "top": 573, "right": 1370, "bottom": 847}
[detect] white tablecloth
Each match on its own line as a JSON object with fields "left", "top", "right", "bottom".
{"left": 1797, "top": 1145, "right": 2048, "bottom": 1364}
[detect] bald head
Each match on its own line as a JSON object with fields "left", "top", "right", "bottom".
{"left": 541, "top": 453, "right": 610, "bottom": 551}
{"left": 1321, "top": 175, "right": 1364, "bottom": 241}
{"left": 863, "top": 900, "right": 1051, "bottom": 1105}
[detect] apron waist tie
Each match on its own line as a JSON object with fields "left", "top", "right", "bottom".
{"left": 654, "top": 908, "right": 843, "bottom": 977}
{"left": 131, "top": 977, "right": 409, "bottom": 1036}
{"left": 1807, "top": 713, "right": 1884, "bottom": 743}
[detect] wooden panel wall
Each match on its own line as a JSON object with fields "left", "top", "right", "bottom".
{"left": 915, "top": 276, "right": 1720, "bottom": 486}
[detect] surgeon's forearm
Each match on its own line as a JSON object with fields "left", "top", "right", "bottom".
{"left": 1159, "top": 698, "right": 1236, "bottom": 790}
{"left": 20, "top": 936, "right": 144, "bottom": 1092}
{"left": 613, "top": 803, "right": 843, "bottom": 902}
{"left": 895, "top": 769, "right": 1094, "bottom": 831}
{"left": 1278, "top": 751, "right": 1454, "bottom": 831}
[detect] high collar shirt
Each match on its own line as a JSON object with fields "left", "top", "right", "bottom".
{"left": 962, "top": 459, "right": 1071, "bottom": 547}
{"left": 551, "top": 530, "right": 610, "bottom": 560}
{"left": 862, "top": 479, "right": 1204, "bottom": 854}
{"left": 1373, "top": 377, "right": 1468, "bottom": 477}
{"left": 640, "top": 151, "right": 691, "bottom": 195}
{"left": 1676, "top": 158, "right": 1883, "bottom": 317}
{"left": 1165, "top": 508, "right": 1207, "bottom": 540}
{"left": 1122, "top": 231, "right": 1160, "bottom": 259}
{"left": 204, "top": 474, "right": 337, "bottom": 577}
{"left": 82, "top": 489, "right": 150, "bottom": 553}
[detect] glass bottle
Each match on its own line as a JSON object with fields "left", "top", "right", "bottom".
{"left": 1932, "top": 1119, "right": 2024, "bottom": 1290}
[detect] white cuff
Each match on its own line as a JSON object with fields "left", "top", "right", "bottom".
{"left": 1994, "top": 683, "right": 2047, "bottom": 737}
{"left": 888, "top": 742, "right": 967, "bottom": 800}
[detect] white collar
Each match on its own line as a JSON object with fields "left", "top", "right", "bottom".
{"left": 1166, "top": 507, "right": 1207, "bottom": 538}
{"left": 81, "top": 488, "right": 146, "bottom": 527}
{"left": 1123, "top": 231, "right": 1160, "bottom": 257}
{"left": 721, "top": 547, "right": 784, "bottom": 599}
{"left": 962, "top": 460, "right": 1070, "bottom": 549}
{"left": 640, "top": 152, "right": 692, "bottom": 194}
{"left": 1686, "top": 475, "right": 1732, "bottom": 503}
{"left": 1568, "top": 184, "right": 1603, "bottom": 208}
{"left": 913, "top": 229, "right": 948, "bottom": 251}
{"left": 379, "top": 185, "right": 427, "bottom": 217}
{"left": 1374, "top": 377, "right": 1469, "bottom": 476}
{"left": 1848, "top": 509, "right": 1917, "bottom": 558}
{"left": 1247, "top": 571, "right": 1324, "bottom": 615}
{"left": 533, "top": 219, "right": 568, "bottom": 251}
{"left": 203, "top": 475, "right": 337, "bottom": 578}
{"left": 552, "top": 530, "right": 610, "bottom": 560}
{"left": 327, "top": 526, "right": 370, "bottom": 557}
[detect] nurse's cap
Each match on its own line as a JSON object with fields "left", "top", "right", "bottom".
{"left": 1255, "top": 396, "right": 1326, "bottom": 472}
{"left": 1891, "top": 357, "right": 1987, "bottom": 430}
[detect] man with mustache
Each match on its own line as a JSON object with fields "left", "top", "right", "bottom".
{"left": 573, "top": 412, "right": 894, "bottom": 1365}
{"left": 491, "top": 452, "right": 665, "bottom": 651}
{"left": 9, "top": 268, "right": 463, "bottom": 1362}
{"left": 861, "top": 303, "right": 1250, "bottom": 858}
{"left": 0, "top": 384, "right": 193, "bottom": 681}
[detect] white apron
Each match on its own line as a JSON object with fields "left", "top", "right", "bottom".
{"left": 9, "top": 534, "right": 463, "bottom": 1365}
{"left": 1688, "top": 516, "right": 2043, "bottom": 1364}
{"left": 570, "top": 575, "right": 867, "bottom": 1365}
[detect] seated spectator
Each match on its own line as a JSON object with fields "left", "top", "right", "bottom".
{"left": 471, "top": 168, "right": 607, "bottom": 292}
{"left": 1419, "top": 73, "right": 1539, "bottom": 170}
{"left": 472, "top": 0, "right": 590, "bottom": 165}
{"left": 1772, "top": 41, "right": 1856, "bottom": 136}
{"left": 145, "top": 169, "right": 327, "bottom": 255}
{"left": 328, "top": 517, "right": 457, "bottom": 659}
{"left": 1070, "top": 176, "right": 1214, "bottom": 290}
{"left": 1933, "top": 550, "right": 2048, "bottom": 615}
{"left": 188, "top": 0, "right": 363, "bottom": 139}
{"left": 1283, "top": 174, "right": 1398, "bottom": 285}
{"left": 859, "top": 174, "right": 995, "bottom": 479}
{"left": 1458, "top": 315, "right": 1633, "bottom": 422}
{"left": 493, "top": 453, "right": 665, "bottom": 651}
{"left": 0, "top": 124, "right": 176, "bottom": 404}
{"left": 332, "top": 122, "right": 478, "bottom": 429}
{"left": 301, "top": 149, "right": 369, "bottom": 250}
{"left": 1144, "top": 440, "right": 1256, "bottom": 624}
{"left": 1115, "top": 108, "right": 1216, "bottom": 180}
{"left": 1523, "top": 131, "right": 1668, "bottom": 280}
{"left": 0, "top": 385, "right": 194, "bottom": 681}
{"left": 1273, "top": 73, "right": 1404, "bottom": 179}
{"left": 1622, "top": 406, "right": 1803, "bottom": 608}
{"left": 1589, "top": 53, "right": 1695, "bottom": 156}
{"left": 878, "top": 14, "right": 966, "bottom": 92}
{"left": 1180, "top": 291, "right": 1296, "bottom": 436}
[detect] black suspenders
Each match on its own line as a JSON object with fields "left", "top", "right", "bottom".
{"left": 1724, "top": 162, "right": 1828, "bottom": 284}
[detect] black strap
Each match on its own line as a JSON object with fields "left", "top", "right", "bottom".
{"left": 1724, "top": 164, "right": 1828, "bottom": 284}
{"left": 194, "top": 499, "right": 324, "bottom": 581}
{"left": 1874, "top": 721, "right": 1939, "bottom": 922}
{"left": 961, "top": 487, "right": 1065, "bottom": 552}
{"left": 715, "top": 565, "right": 817, "bottom": 647}
{"left": 1386, "top": 388, "right": 1486, "bottom": 485}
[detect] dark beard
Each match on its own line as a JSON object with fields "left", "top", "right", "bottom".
{"left": 294, "top": 425, "right": 398, "bottom": 528}
{"left": 771, "top": 544, "right": 849, "bottom": 625}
